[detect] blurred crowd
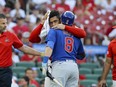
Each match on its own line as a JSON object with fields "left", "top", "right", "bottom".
{"left": 0, "top": 0, "right": 116, "bottom": 46}
{"left": 1, "top": 0, "right": 116, "bottom": 87}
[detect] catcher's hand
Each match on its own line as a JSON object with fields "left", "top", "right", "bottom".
{"left": 41, "top": 11, "right": 50, "bottom": 24}
{"left": 52, "top": 24, "right": 65, "bottom": 30}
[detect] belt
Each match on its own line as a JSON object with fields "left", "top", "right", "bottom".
{"left": 52, "top": 59, "right": 76, "bottom": 63}
{"left": 54, "top": 59, "right": 75, "bottom": 63}
{"left": 63, "top": 59, "right": 75, "bottom": 63}
{"left": 0, "top": 66, "right": 11, "bottom": 69}
{"left": 52, "top": 60, "right": 76, "bottom": 65}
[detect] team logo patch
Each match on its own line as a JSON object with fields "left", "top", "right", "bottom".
{"left": 66, "top": 20, "right": 69, "bottom": 24}
{"left": 5, "top": 38, "right": 10, "bottom": 42}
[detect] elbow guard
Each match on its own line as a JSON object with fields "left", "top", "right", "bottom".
{"left": 76, "top": 53, "right": 85, "bottom": 60}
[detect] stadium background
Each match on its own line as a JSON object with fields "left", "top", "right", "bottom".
{"left": 1, "top": 0, "right": 116, "bottom": 87}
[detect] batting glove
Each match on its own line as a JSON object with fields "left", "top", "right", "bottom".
{"left": 42, "top": 62, "right": 47, "bottom": 75}
{"left": 42, "top": 56, "right": 49, "bottom": 75}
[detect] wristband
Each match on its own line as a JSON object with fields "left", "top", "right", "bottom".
{"left": 43, "top": 56, "right": 49, "bottom": 63}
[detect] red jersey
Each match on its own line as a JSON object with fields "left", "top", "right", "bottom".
{"left": 107, "top": 39, "right": 116, "bottom": 80}
{"left": 0, "top": 31, "right": 23, "bottom": 67}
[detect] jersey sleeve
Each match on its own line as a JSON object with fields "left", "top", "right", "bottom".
{"left": 77, "top": 40, "right": 85, "bottom": 54}
{"left": 29, "top": 24, "right": 43, "bottom": 43}
{"left": 46, "top": 29, "right": 56, "bottom": 43}
{"left": 12, "top": 33, "right": 23, "bottom": 48}
{"left": 65, "top": 25, "right": 86, "bottom": 38}
{"left": 107, "top": 43, "right": 113, "bottom": 58}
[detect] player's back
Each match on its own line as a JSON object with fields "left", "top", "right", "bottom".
{"left": 46, "top": 29, "right": 83, "bottom": 63}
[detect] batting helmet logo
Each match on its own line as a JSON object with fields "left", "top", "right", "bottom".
{"left": 61, "top": 11, "right": 75, "bottom": 26}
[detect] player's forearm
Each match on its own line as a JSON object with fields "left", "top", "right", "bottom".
{"left": 65, "top": 25, "right": 86, "bottom": 38}
{"left": 32, "top": 56, "right": 38, "bottom": 62}
{"left": 44, "top": 47, "right": 53, "bottom": 57}
{"left": 29, "top": 24, "right": 43, "bottom": 43}
{"left": 42, "top": 47, "right": 53, "bottom": 63}
{"left": 101, "top": 58, "right": 112, "bottom": 80}
{"left": 18, "top": 45, "right": 41, "bottom": 56}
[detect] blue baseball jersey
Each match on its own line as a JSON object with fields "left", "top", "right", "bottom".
{"left": 46, "top": 28, "right": 84, "bottom": 63}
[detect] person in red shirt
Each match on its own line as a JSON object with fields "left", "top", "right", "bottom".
{"left": 0, "top": 14, "right": 42, "bottom": 87}
{"left": 99, "top": 26, "right": 116, "bottom": 87}
{"left": 54, "top": 0, "right": 70, "bottom": 14}
{"left": 73, "top": 0, "right": 85, "bottom": 18}
{"left": 82, "top": 0, "right": 96, "bottom": 11}
{"left": 12, "top": 17, "right": 29, "bottom": 39}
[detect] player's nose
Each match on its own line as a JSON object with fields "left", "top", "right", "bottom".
{"left": 52, "top": 22, "right": 56, "bottom": 26}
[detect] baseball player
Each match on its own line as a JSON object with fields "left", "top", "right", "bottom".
{"left": 99, "top": 26, "right": 116, "bottom": 87}
{"left": 42, "top": 11, "right": 85, "bottom": 87}
{"left": 0, "top": 14, "right": 42, "bottom": 87}
{"left": 29, "top": 10, "right": 86, "bottom": 87}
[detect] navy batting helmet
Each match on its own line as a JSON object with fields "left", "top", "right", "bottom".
{"left": 61, "top": 11, "right": 75, "bottom": 26}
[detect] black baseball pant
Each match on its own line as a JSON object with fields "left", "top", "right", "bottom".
{"left": 0, "top": 67, "right": 12, "bottom": 87}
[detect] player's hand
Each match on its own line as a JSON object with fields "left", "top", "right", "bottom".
{"left": 52, "top": 24, "right": 65, "bottom": 30}
{"left": 42, "top": 62, "right": 47, "bottom": 75}
{"left": 41, "top": 12, "right": 50, "bottom": 24}
{"left": 98, "top": 80, "right": 106, "bottom": 87}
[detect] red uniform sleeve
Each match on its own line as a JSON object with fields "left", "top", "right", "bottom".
{"left": 65, "top": 25, "right": 86, "bottom": 38}
{"left": 12, "top": 33, "right": 23, "bottom": 48}
{"left": 107, "top": 43, "right": 113, "bottom": 58}
{"left": 29, "top": 24, "right": 43, "bottom": 43}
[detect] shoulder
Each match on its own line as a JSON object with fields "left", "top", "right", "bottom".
{"left": 48, "top": 28, "right": 56, "bottom": 33}
{"left": 73, "top": 35, "right": 80, "bottom": 40}
{"left": 4, "top": 30, "right": 13, "bottom": 35}
{"left": 49, "top": 28, "right": 55, "bottom": 31}
{"left": 6, "top": 31, "right": 18, "bottom": 37}
{"left": 109, "top": 39, "right": 116, "bottom": 47}
{"left": 8, "top": 31, "right": 15, "bottom": 35}
{"left": 48, "top": 28, "right": 62, "bottom": 34}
